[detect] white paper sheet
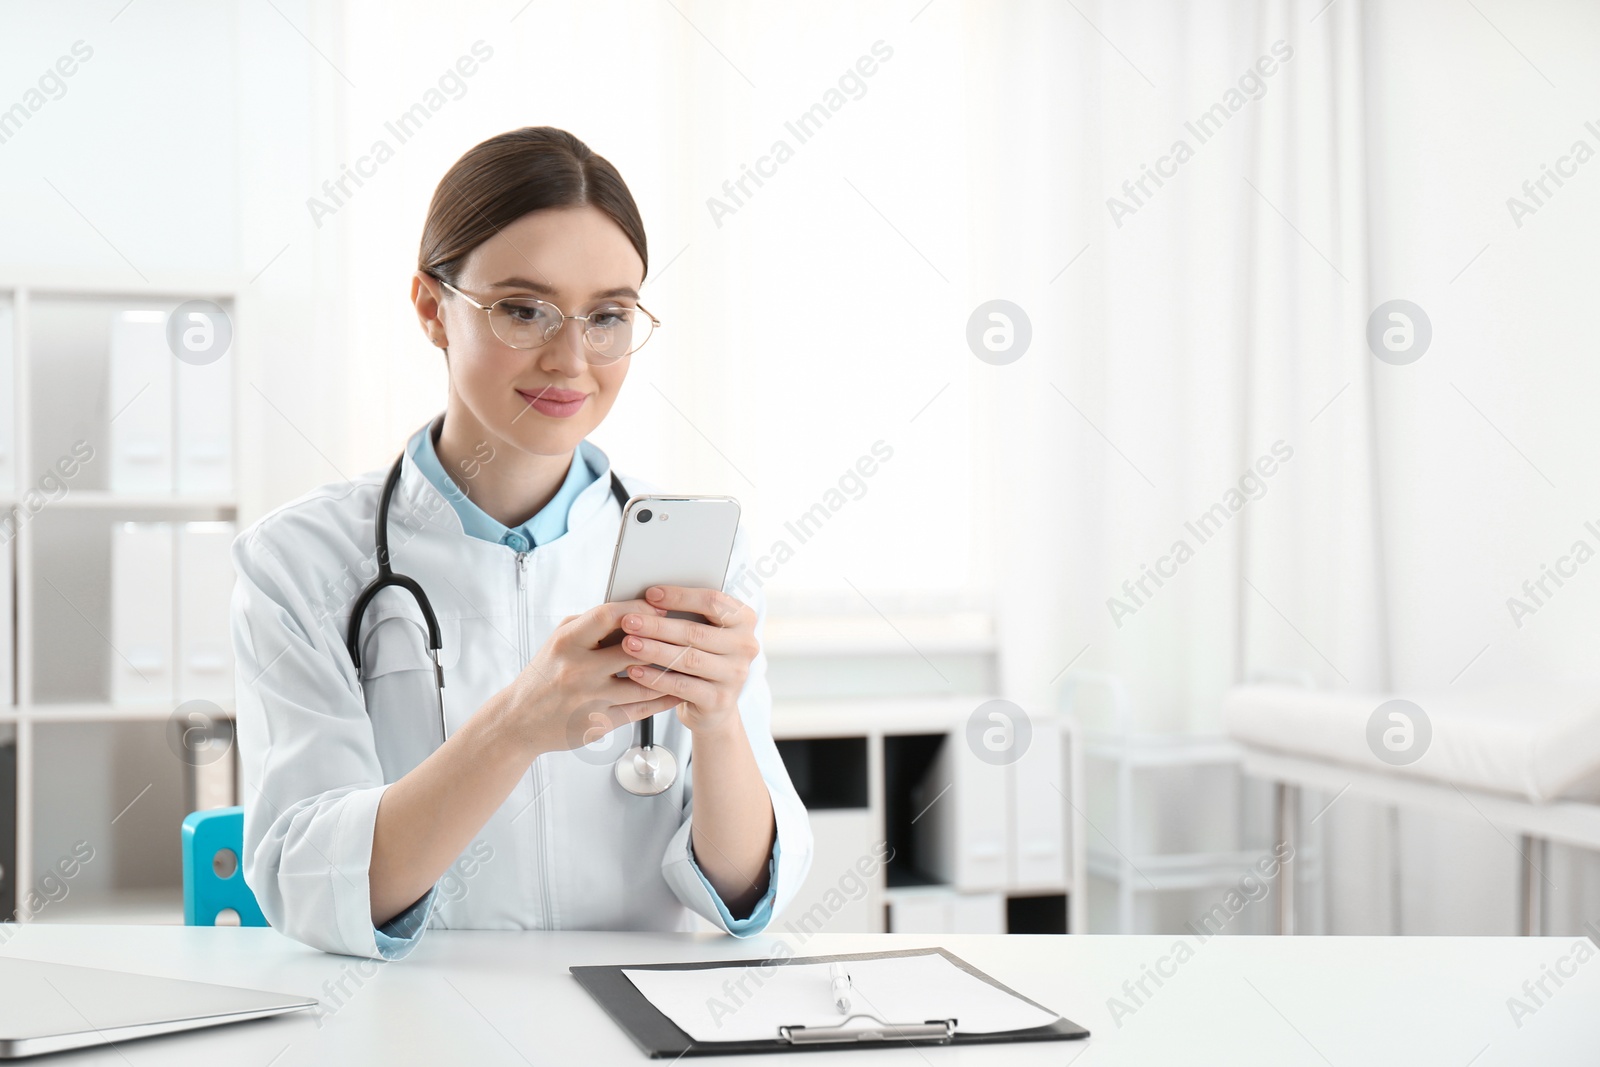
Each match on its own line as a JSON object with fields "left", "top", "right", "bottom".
{"left": 621, "top": 951, "right": 1060, "bottom": 1044}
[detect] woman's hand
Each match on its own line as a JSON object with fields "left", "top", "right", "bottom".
{"left": 615, "top": 585, "right": 759, "bottom": 737}
{"left": 499, "top": 598, "right": 687, "bottom": 757}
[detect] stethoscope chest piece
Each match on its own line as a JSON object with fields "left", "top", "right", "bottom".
{"left": 614, "top": 743, "right": 678, "bottom": 796}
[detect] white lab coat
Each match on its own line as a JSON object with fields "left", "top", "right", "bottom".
{"left": 229, "top": 418, "right": 813, "bottom": 959}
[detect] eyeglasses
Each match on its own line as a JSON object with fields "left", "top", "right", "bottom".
{"left": 433, "top": 275, "right": 659, "bottom": 364}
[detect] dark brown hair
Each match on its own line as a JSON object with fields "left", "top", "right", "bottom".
{"left": 417, "top": 126, "right": 647, "bottom": 286}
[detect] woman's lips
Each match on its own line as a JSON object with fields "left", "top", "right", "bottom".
{"left": 516, "top": 387, "right": 588, "bottom": 419}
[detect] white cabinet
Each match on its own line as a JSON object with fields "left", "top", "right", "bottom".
{"left": 772, "top": 698, "right": 1086, "bottom": 935}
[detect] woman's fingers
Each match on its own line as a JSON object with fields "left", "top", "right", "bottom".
{"left": 624, "top": 662, "right": 717, "bottom": 707}
{"left": 643, "top": 585, "right": 751, "bottom": 628}
{"left": 618, "top": 609, "right": 738, "bottom": 652}
{"left": 600, "top": 673, "right": 678, "bottom": 707}
{"left": 541, "top": 590, "right": 755, "bottom": 754}
{"left": 564, "top": 688, "right": 678, "bottom": 748}
{"left": 619, "top": 693, "right": 684, "bottom": 721}
{"left": 569, "top": 598, "right": 666, "bottom": 648}
{"left": 595, "top": 645, "right": 651, "bottom": 676}
{"left": 617, "top": 634, "right": 734, "bottom": 683}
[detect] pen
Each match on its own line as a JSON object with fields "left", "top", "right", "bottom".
{"left": 829, "top": 962, "right": 852, "bottom": 1014}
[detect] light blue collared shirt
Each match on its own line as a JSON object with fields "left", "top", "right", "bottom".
{"left": 372, "top": 421, "right": 779, "bottom": 955}
{"left": 410, "top": 420, "right": 594, "bottom": 551}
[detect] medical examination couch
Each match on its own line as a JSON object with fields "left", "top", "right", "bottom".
{"left": 1222, "top": 679, "right": 1600, "bottom": 935}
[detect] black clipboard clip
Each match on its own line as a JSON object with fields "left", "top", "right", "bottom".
{"left": 777, "top": 1014, "right": 957, "bottom": 1045}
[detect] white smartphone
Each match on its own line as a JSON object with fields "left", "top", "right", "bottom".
{"left": 602, "top": 494, "right": 742, "bottom": 650}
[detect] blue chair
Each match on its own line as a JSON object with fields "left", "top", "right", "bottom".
{"left": 182, "top": 806, "right": 267, "bottom": 927}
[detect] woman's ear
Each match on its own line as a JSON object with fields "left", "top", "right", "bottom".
{"left": 411, "top": 271, "right": 450, "bottom": 349}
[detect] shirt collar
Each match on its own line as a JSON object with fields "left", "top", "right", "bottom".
{"left": 408, "top": 414, "right": 598, "bottom": 551}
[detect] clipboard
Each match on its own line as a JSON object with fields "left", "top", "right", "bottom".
{"left": 570, "top": 946, "right": 1090, "bottom": 1058}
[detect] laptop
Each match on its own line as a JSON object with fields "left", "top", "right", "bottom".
{"left": 0, "top": 956, "right": 316, "bottom": 1058}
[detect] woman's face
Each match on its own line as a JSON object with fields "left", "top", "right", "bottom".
{"left": 414, "top": 203, "right": 646, "bottom": 458}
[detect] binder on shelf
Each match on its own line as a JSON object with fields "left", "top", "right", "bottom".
{"left": 911, "top": 735, "right": 1007, "bottom": 891}
{"left": 571, "top": 946, "right": 1088, "bottom": 1058}
{"left": 0, "top": 304, "right": 13, "bottom": 498}
{"left": 1011, "top": 718, "right": 1067, "bottom": 888}
{"left": 0, "top": 534, "right": 11, "bottom": 707}
{"left": 109, "top": 311, "right": 174, "bottom": 495}
{"left": 175, "top": 341, "right": 233, "bottom": 497}
{"left": 178, "top": 520, "right": 238, "bottom": 811}
{"left": 0, "top": 735, "right": 13, "bottom": 922}
{"left": 110, "top": 521, "right": 174, "bottom": 705}
{"left": 176, "top": 521, "right": 236, "bottom": 704}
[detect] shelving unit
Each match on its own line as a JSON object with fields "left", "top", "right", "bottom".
{"left": 1, "top": 277, "right": 245, "bottom": 925}
{"left": 769, "top": 696, "right": 1087, "bottom": 935}
{"left": 1066, "top": 671, "right": 1325, "bottom": 934}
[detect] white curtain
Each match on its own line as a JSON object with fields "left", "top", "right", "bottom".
{"left": 969, "top": 0, "right": 1396, "bottom": 931}
{"left": 976, "top": 2, "right": 1383, "bottom": 728}
{"left": 974, "top": 0, "right": 1600, "bottom": 935}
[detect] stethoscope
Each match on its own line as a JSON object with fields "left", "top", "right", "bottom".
{"left": 344, "top": 450, "right": 679, "bottom": 797}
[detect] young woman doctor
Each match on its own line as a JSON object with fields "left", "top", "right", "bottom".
{"left": 230, "top": 127, "right": 812, "bottom": 959}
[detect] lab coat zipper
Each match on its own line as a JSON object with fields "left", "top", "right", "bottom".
{"left": 516, "top": 550, "right": 528, "bottom": 660}
{"left": 517, "top": 549, "right": 554, "bottom": 931}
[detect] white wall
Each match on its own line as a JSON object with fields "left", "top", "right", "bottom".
{"left": 332, "top": 1, "right": 982, "bottom": 608}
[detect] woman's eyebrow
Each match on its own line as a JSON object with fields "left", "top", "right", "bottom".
{"left": 488, "top": 276, "right": 639, "bottom": 300}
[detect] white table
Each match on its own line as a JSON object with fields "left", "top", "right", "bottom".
{"left": 3, "top": 925, "right": 1597, "bottom": 1064}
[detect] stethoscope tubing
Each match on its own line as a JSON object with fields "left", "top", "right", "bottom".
{"left": 345, "top": 446, "right": 675, "bottom": 794}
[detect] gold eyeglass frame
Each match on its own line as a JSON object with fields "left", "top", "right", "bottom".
{"left": 431, "top": 274, "right": 660, "bottom": 363}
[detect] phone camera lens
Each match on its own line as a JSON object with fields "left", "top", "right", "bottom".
{"left": 636, "top": 508, "right": 653, "bottom": 523}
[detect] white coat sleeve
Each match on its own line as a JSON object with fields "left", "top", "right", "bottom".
{"left": 658, "top": 524, "right": 814, "bottom": 936}
{"left": 230, "top": 525, "right": 438, "bottom": 960}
